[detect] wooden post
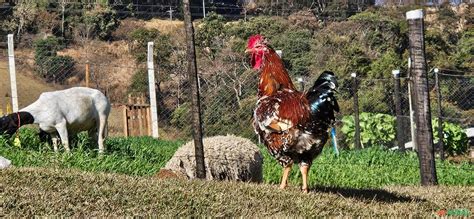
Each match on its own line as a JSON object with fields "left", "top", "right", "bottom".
{"left": 85, "top": 62, "right": 90, "bottom": 87}
{"left": 147, "top": 42, "right": 160, "bottom": 138}
{"left": 434, "top": 68, "right": 445, "bottom": 160}
{"left": 406, "top": 9, "right": 438, "bottom": 186}
{"left": 392, "top": 70, "right": 405, "bottom": 152}
{"left": 183, "top": 0, "right": 206, "bottom": 179}
{"left": 7, "top": 34, "right": 18, "bottom": 112}
{"left": 147, "top": 107, "right": 152, "bottom": 136}
{"left": 122, "top": 105, "right": 128, "bottom": 137}
{"left": 351, "top": 73, "right": 361, "bottom": 149}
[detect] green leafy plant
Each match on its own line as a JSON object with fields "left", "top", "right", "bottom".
{"left": 341, "top": 112, "right": 395, "bottom": 148}
{"left": 432, "top": 119, "right": 469, "bottom": 156}
{"left": 341, "top": 113, "right": 469, "bottom": 155}
{"left": 34, "top": 36, "right": 74, "bottom": 83}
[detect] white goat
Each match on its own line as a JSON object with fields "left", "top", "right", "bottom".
{"left": 15, "top": 87, "right": 110, "bottom": 153}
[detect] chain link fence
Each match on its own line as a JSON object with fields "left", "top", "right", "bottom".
{"left": 0, "top": 2, "right": 472, "bottom": 151}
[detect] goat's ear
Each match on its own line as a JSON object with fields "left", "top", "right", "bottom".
{"left": 0, "top": 117, "right": 9, "bottom": 134}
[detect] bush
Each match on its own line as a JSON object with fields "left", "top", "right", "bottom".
{"left": 195, "top": 12, "right": 227, "bottom": 58}
{"left": 34, "top": 36, "right": 74, "bottom": 83}
{"left": 341, "top": 112, "right": 395, "bottom": 149}
{"left": 432, "top": 119, "right": 469, "bottom": 156}
{"left": 341, "top": 113, "right": 469, "bottom": 155}
{"left": 70, "top": 6, "right": 119, "bottom": 41}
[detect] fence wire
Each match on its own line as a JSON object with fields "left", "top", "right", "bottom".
{"left": 0, "top": 2, "right": 472, "bottom": 152}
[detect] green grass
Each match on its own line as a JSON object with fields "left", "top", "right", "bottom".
{"left": 0, "top": 129, "right": 472, "bottom": 188}
{"left": 2, "top": 167, "right": 473, "bottom": 217}
{"left": 0, "top": 129, "right": 182, "bottom": 176}
{"left": 263, "top": 147, "right": 474, "bottom": 188}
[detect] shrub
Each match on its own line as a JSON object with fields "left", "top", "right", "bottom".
{"left": 432, "top": 119, "right": 469, "bottom": 156}
{"left": 195, "top": 12, "right": 227, "bottom": 58}
{"left": 34, "top": 36, "right": 74, "bottom": 83}
{"left": 70, "top": 6, "right": 119, "bottom": 41}
{"left": 341, "top": 113, "right": 469, "bottom": 155}
{"left": 341, "top": 112, "right": 395, "bottom": 149}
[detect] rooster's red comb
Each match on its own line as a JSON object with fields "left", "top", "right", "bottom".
{"left": 247, "top": 34, "right": 265, "bottom": 49}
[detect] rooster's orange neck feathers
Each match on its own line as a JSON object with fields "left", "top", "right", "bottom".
{"left": 257, "top": 49, "right": 296, "bottom": 97}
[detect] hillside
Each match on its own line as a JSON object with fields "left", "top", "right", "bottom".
{"left": 2, "top": 167, "right": 472, "bottom": 217}
{"left": 0, "top": 59, "right": 55, "bottom": 113}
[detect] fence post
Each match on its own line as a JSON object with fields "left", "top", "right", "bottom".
{"left": 7, "top": 34, "right": 18, "bottom": 112}
{"left": 297, "top": 77, "right": 304, "bottom": 92}
{"left": 183, "top": 0, "right": 206, "bottom": 179}
{"left": 147, "top": 42, "right": 159, "bottom": 138}
{"left": 392, "top": 70, "right": 405, "bottom": 152}
{"left": 406, "top": 9, "right": 437, "bottom": 186}
{"left": 434, "top": 68, "right": 445, "bottom": 160}
{"left": 351, "top": 72, "right": 361, "bottom": 149}
{"left": 85, "top": 61, "right": 90, "bottom": 87}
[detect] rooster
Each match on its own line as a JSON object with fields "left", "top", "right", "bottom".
{"left": 246, "top": 35, "right": 339, "bottom": 192}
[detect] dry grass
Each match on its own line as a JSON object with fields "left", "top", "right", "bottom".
{"left": 2, "top": 167, "right": 472, "bottom": 217}
{"left": 143, "top": 19, "right": 184, "bottom": 34}
{"left": 0, "top": 59, "right": 56, "bottom": 113}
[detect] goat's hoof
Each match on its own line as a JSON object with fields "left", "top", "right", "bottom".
{"left": 301, "top": 188, "right": 309, "bottom": 193}
{"left": 279, "top": 184, "right": 287, "bottom": 190}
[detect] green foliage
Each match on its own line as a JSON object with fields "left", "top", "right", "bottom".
{"left": 2, "top": 133, "right": 472, "bottom": 188}
{"left": 455, "top": 28, "right": 474, "bottom": 69}
{"left": 341, "top": 113, "right": 396, "bottom": 149}
{"left": 71, "top": 6, "right": 119, "bottom": 41}
{"left": 262, "top": 146, "right": 473, "bottom": 188}
{"left": 341, "top": 113, "right": 469, "bottom": 155}
{"left": 33, "top": 36, "right": 74, "bottom": 83}
{"left": 195, "top": 12, "right": 227, "bottom": 57}
{"left": 127, "top": 28, "right": 173, "bottom": 94}
{"left": 128, "top": 68, "right": 149, "bottom": 94}
{"left": 128, "top": 28, "right": 172, "bottom": 66}
{"left": 170, "top": 102, "right": 192, "bottom": 137}
{"left": 226, "top": 16, "right": 289, "bottom": 41}
{"left": 0, "top": 134, "right": 182, "bottom": 176}
{"left": 272, "top": 29, "right": 313, "bottom": 77}
{"left": 368, "top": 49, "right": 403, "bottom": 78}
{"left": 432, "top": 119, "right": 469, "bottom": 156}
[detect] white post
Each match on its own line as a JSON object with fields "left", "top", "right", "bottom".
{"left": 7, "top": 34, "right": 19, "bottom": 112}
{"left": 147, "top": 42, "right": 159, "bottom": 138}
{"left": 202, "top": 0, "right": 206, "bottom": 17}
{"left": 276, "top": 50, "right": 282, "bottom": 58}
{"left": 407, "top": 57, "right": 417, "bottom": 151}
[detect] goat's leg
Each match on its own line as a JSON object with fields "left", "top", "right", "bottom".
{"left": 55, "top": 122, "right": 70, "bottom": 152}
{"left": 51, "top": 133, "right": 59, "bottom": 152}
{"left": 97, "top": 116, "right": 108, "bottom": 153}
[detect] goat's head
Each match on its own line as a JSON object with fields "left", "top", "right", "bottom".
{"left": 0, "top": 112, "right": 35, "bottom": 136}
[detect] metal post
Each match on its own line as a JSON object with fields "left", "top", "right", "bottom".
{"left": 147, "top": 42, "right": 159, "bottom": 138}
{"left": 392, "top": 70, "right": 405, "bottom": 152}
{"left": 407, "top": 9, "right": 437, "bottom": 186}
{"left": 351, "top": 73, "right": 361, "bottom": 149}
{"left": 434, "top": 68, "right": 445, "bottom": 160}
{"left": 407, "top": 61, "right": 417, "bottom": 151}
{"left": 7, "top": 34, "right": 18, "bottom": 112}
{"left": 183, "top": 0, "right": 206, "bottom": 179}
{"left": 202, "top": 0, "right": 206, "bottom": 18}
{"left": 297, "top": 77, "right": 304, "bottom": 92}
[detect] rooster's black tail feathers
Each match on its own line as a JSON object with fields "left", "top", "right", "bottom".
{"left": 305, "top": 71, "right": 339, "bottom": 129}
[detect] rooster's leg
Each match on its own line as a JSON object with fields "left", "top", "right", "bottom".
{"left": 300, "top": 165, "right": 310, "bottom": 193}
{"left": 279, "top": 164, "right": 292, "bottom": 189}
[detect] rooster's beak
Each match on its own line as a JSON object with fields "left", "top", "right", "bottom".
{"left": 245, "top": 48, "right": 252, "bottom": 54}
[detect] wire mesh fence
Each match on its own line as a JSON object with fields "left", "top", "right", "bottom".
{"left": 0, "top": 1, "right": 472, "bottom": 152}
